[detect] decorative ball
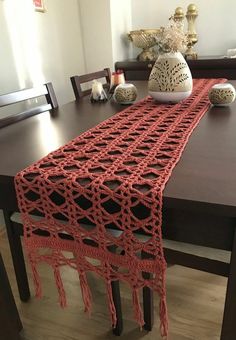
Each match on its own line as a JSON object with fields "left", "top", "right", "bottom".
{"left": 113, "top": 83, "right": 137, "bottom": 104}
{"left": 175, "top": 7, "right": 184, "bottom": 15}
{"left": 187, "top": 4, "right": 197, "bottom": 14}
{"left": 208, "top": 83, "right": 236, "bottom": 106}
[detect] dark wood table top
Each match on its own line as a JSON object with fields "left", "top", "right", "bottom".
{"left": 1, "top": 81, "right": 236, "bottom": 215}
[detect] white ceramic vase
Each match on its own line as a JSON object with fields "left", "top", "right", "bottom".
{"left": 148, "top": 52, "right": 193, "bottom": 103}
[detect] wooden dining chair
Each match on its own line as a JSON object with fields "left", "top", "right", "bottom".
{"left": 0, "top": 80, "right": 58, "bottom": 313}
{"left": 0, "top": 82, "right": 58, "bottom": 128}
{"left": 70, "top": 68, "right": 111, "bottom": 100}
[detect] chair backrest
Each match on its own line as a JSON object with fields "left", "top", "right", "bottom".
{"left": 0, "top": 82, "right": 58, "bottom": 128}
{"left": 70, "top": 68, "right": 111, "bottom": 100}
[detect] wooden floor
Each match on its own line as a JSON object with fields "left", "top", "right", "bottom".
{"left": 0, "top": 231, "right": 227, "bottom": 340}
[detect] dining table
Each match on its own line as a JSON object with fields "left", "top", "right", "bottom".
{"left": 0, "top": 80, "right": 236, "bottom": 339}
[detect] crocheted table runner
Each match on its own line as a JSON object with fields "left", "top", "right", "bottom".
{"left": 15, "top": 78, "right": 225, "bottom": 337}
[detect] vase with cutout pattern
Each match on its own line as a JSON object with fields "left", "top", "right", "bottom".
{"left": 148, "top": 52, "right": 193, "bottom": 103}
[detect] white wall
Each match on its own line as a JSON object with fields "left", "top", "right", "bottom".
{"left": 1, "top": 0, "right": 236, "bottom": 105}
{"left": 78, "top": 0, "right": 114, "bottom": 72}
{"left": 131, "top": 0, "right": 236, "bottom": 57}
{"left": 110, "top": 0, "right": 132, "bottom": 64}
{"left": 0, "top": 0, "right": 85, "bottom": 105}
{"left": 78, "top": 0, "right": 132, "bottom": 73}
{"left": 0, "top": 3, "right": 21, "bottom": 93}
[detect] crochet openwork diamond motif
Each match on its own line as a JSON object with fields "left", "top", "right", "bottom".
{"left": 15, "top": 78, "right": 225, "bottom": 337}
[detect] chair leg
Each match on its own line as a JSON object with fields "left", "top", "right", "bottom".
{"left": 3, "top": 210, "right": 30, "bottom": 302}
{"left": 107, "top": 244, "right": 123, "bottom": 336}
{"left": 111, "top": 280, "right": 123, "bottom": 336}
{"left": 141, "top": 251, "right": 154, "bottom": 331}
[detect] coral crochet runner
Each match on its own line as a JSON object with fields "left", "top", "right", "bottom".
{"left": 15, "top": 78, "right": 225, "bottom": 337}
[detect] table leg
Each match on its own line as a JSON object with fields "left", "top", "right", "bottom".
{"left": 0, "top": 252, "right": 22, "bottom": 340}
{"left": 141, "top": 251, "right": 154, "bottom": 331}
{"left": 3, "top": 210, "right": 30, "bottom": 302}
{"left": 221, "top": 227, "right": 236, "bottom": 340}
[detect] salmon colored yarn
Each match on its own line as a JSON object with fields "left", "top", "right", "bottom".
{"left": 15, "top": 78, "right": 226, "bottom": 337}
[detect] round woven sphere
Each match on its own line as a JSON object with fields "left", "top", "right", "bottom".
{"left": 208, "top": 83, "right": 236, "bottom": 106}
{"left": 113, "top": 83, "right": 137, "bottom": 104}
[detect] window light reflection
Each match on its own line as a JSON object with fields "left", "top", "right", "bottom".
{"left": 37, "top": 114, "right": 60, "bottom": 153}
{"left": 4, "top": 0, "right": 45, "bottom": 89}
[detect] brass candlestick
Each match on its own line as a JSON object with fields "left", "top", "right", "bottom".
{"left": 185, "top": 4, "right": 198, "bottom": 59}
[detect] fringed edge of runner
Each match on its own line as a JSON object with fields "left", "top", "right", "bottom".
{"left": 28, "top": 252, "right": 42, "bottom": 300}
{"left": 28, "top": 250, "right": 68, "bottom": 308}
{"left": 132, "top": 288, "right": 145, "bottom": 329}
{"left": 53, "top": 265, "right": 67, "bottom": 308}
{"left": 26, "top": 246, "right": 168, "bottom": 337}
{"left": 159, "top": 293, "right": 168, "bottom": 338}
{"left": 79, "top": 271, "right": 92, "bottom": 315}
{"left": 106, "top": 281, "right": 117, "bottom": 328}
{"left": 158, "top": 265, "right": 168, "bottom": 338}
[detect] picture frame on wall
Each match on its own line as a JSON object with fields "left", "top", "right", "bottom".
{"left": 33, "top": 0, "right": 45, "bottom": 12}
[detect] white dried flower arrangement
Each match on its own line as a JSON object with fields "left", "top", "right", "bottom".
{"left": 156, "top": 18, "right": 188, "bottom": 54}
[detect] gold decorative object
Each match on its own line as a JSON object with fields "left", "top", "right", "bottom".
{"left": 128, "top": 29, "right": 160, "bottom": 61}
{"left": 185, "top": 4, "right": 198, "bottom": 59}
{"left": 173, "top": 7, "right": 185, "bottom": 26}
{"left": 209, "top": 83, "right": 236, "bottom": 106}
{"left": 128, "top": 4, "right": 198, "bottom": 62}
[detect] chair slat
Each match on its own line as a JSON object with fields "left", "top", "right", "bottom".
{"left": 70, "top": 68, "right": 111, "bottom": 100}
{"left": 0, "top": 104, "right": 52, "bottom": 128}
{"left": 0, "top": 82, "right": 58, "bottom": 128}
{"left": 0, "top": 85, "right": 48, "bottom": 107}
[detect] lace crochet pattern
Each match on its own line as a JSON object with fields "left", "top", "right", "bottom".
{"left": 15, "top": 78, "right": 225, "bottom": 337}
